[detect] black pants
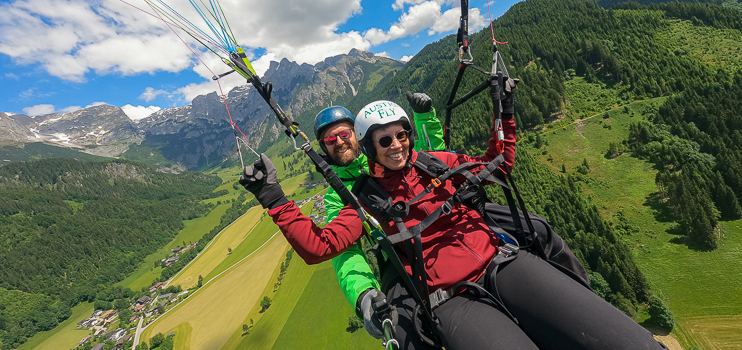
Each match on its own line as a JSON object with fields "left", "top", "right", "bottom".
{"left": 383, "top": 251, "right": 665, "bottom": 350}
{"left": 483, "top": 203, "right": 590, "bottom": 287}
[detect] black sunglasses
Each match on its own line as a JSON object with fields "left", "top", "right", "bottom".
{"left": 373, "top": 129, "right": 411, "bottom": 148}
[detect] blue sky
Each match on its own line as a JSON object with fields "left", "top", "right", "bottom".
{"left": 0, "top": 0, "right": 520, "bottom": 119}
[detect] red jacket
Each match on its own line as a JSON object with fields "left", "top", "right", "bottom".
{"left": 269, "top": 117, "right": 516, "bottom": 292}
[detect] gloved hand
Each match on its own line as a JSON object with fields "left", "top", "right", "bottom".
{"left": 239, "top": 154, "right": 288, "bottom": 210}
{"left": 406, "top": 91, "right": 433, "bottom": 114}
{"left": 359, "top": 289, "right": 398, "bottom": 340}
{"left": 502, "top": 77, "right": 520, "bottom": 116}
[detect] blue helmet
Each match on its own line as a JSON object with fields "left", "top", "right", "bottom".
{"left": 313, "top": 106, "right": 355, "bottom": 141}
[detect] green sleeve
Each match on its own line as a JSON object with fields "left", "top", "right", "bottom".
{"left": 326, "top": 184, "right": 381, "bottom": 315}
{"left": 413, "top": 107, "right": 445, "bottom": 151}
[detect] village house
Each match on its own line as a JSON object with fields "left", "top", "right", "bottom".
{"left": 172, "top": 246, "right": 183, "bottom": 254}
{"left": 133, "top": 304, "right": 145, "bottom": 312}
{"left": 149, "top": 282, "right": 164, "bottom": 294}
{"left": 163, "top": 256, "right": 179, "bottom": 266}
{"left": 92, "top": 310, "right": 103, "bottom": 317}
{"left": 94, "top": 328, "right": 106, "bottom": 337}
{"left": 78, "top": 335, "right": 92, "bottom": 346}
{"left": 91, "top": 343, "right": 105, "bottom": 350}
{"left": 129, "top": 315, "right": 139, "bottom": 323}
{"left": 105, "top": 328, "right": 127, "bottom": 341}
{"left": 117, "top": 334, "right": 132, "bottom": 346}
{"left": 105, "top": 311, "right": 119, "bottom": 321}
{"left": 155, "top": 293, "right": 172, "bottom": 302}
{"left": 136, "top": 295, "right": 151, "bottom": 305}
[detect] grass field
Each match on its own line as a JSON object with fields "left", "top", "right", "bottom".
{"left": 16, "top": 302, "right": 93, "bottom": 350}
{"left": 220, "top": 248, "right": 317, "bottom": 350}
{"left": 170, "top": 206, "right": 263, "bottom": 289}
{"left": 119, "top": 203, "right": 231, "bottom": 291}
{"left": 268, "top": 261, "right": 379, "bottom": 350}
{"left": 533, "top": 94, "right": 742, "bottom": 349}
{"left": 139, "top": 236, "right": 289, "bottom": 349}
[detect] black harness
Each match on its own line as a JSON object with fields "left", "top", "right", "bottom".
{"left": 353, "top": 151, "right": 536, "bottom": 346}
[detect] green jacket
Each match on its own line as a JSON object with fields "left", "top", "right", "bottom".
{"left": 324, "top": 108, "right": 445, "bottom": 314}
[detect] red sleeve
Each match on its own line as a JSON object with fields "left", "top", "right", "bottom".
{"left": 461, "top": 115, "right": 517, "bottom": 174}
{"left": 267, "top": 200, "right": 364, "bottom": 265}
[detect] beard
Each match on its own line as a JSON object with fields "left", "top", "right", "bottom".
{"left": 332, "top": 143, "right": 360, "bottom": 166}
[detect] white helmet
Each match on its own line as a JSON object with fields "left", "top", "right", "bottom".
{"left": 355, "top": 101, "right": 410, "bottom": 141}
{"left": 355, "top": 100, "right": 414, "bottom": 161}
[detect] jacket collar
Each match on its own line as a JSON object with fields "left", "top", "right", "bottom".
{"left": 368, "top": 149, "right": 418, "bottom": 179}
{"left": 330, "top": 153, "right": 368, "bottom": 180}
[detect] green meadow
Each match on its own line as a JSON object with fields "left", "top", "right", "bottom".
{"left": 16, "top": 303, "right": 93, "bottom": 350}
{"left": 119, "top": 202, "right": 231, "bottom": 291}
{"left": 531, "top": 79, "right": 742, "bottom": 349}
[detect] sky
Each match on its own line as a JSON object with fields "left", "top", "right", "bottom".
{"left": 0, "top": 0, "right": 520, "bottom": 120}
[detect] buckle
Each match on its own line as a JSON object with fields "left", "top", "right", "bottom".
{"left": 440, "top": 202, "right": 452, "bottom": 215}
{"left": 498, "top": 243, "right": 519, "bottom": 257}
{"left": 429, "top": 289, "right": 450, "bottom": 309}
{"left": 430, "top": 178, "right": 442, "bottom": 188}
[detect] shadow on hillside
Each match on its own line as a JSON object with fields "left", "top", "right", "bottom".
{"left": 640, "top": 321, "right": 672, "bottom": 337}
{"left": 643, "top": 193, "right": 674, "bottom": 223}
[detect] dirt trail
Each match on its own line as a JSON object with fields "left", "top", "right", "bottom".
{"left": 654, "top": 334, "right": 683, "bottom": 350}
{"left": 575, "top": 120, "right": 586, "bottom": 139}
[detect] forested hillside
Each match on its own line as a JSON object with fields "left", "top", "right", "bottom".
{"left": 628, "top": 75, "right": 742, "bottom": 249}
{"left": 0, "top": 159, "right": 221, "bottom": 349}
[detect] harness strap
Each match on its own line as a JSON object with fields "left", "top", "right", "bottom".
{"left": 383, "top": 154, "right": 509, "bottom": 245}
{"left": 427, "top": 242, "right": 520, "bottom": 324}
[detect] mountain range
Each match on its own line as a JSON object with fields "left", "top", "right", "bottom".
{"left": 0, "top": 49, "right": 403, "bottom": 170}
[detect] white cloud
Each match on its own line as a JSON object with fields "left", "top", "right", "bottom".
{"left": 429, "top": 7, "right": 486, "bottom": 36}
{"left": 139, "top": 87, "right": 168, "bottom": 102}
{"left": 86, "top": 102, "right": 107, "bottom": 108}
{"left": 363, "top": 2, "right": 483, "bottom": 46}
{"left": 1, "top": 0, "right": 485, "bottom": 106}
{"left": 0, "top": 0, "right": 367, "bottom": 83}
{"left": 400, "top": 55, "right": 414, "bottom": 62}
{"left": 364, "top": 2, "right": 443, "bottom": 46}
{"left": 392, "top": 0, "right": 455, "bottom": 11}
{"left": 121, "top": 104, "right": 161, "bottom": 120}
{"left": 23, "top": 104, "right": 55, "bottom": 116}
{"left": 61, "top": 106, "right": 81, "bottom": 113}
{"left": 5, "top": 73, "right": 18, "bottom": 79}
{"left": 376, "top": 51, "right": 391, "bottom": 58}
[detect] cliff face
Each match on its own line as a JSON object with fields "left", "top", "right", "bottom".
{"left": 133, "top": 50, "right": 403, "bottom": 169}
{"left": 0, "top": 113, "right": 32, "bottom": 142}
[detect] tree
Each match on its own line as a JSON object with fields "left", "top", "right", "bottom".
{"left": 149, "top": 333, "right": 165, "bottom": 349}
{"left": 577, "top": 158, "right": 591, "bottom": 175}
{"left": 259, "top": 296, "right": 272, "bottom": 312}
{"left": 242, "top": 324, "right": 249, "bottom": 333}
{"left": 114, "top": 298, "right": 128, "bottom": 311}
{"left": 227, "top": 247, "right": 232, "bottom": 254}
{"left": 561, "top": 163, "right": 566, "bottom": 173}
{"left": 119, "top": 308, "right": 133, "bottom": 325}
{"left": 94, "top": 300, "right": 112, "bottom": 310}
{"left": 648, "top": 296, "right": 675, "bottom": 330}
{"left": 347, "top": 315, "right": 363, "bottom": 333}
{"left": 197, "top": 275, "right": 203, "bottom": 288}
{"left": 137, "top": 342, "right": 149, "bottom": 350}
{"left": 156, "top": 304, "right": 165, "bottom": 315}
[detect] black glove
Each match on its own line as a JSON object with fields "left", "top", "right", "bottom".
{"left": 502, "top": 77, "right": 520, "bottom": 116}
{"left": 239, "top": 154, "right": 288, "bottom": 210}
{"left": 406, "top": 91, "right": 432, "bottom": 114}
{"left": 358, "top": 289, "right": 398, "bottom": 340}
